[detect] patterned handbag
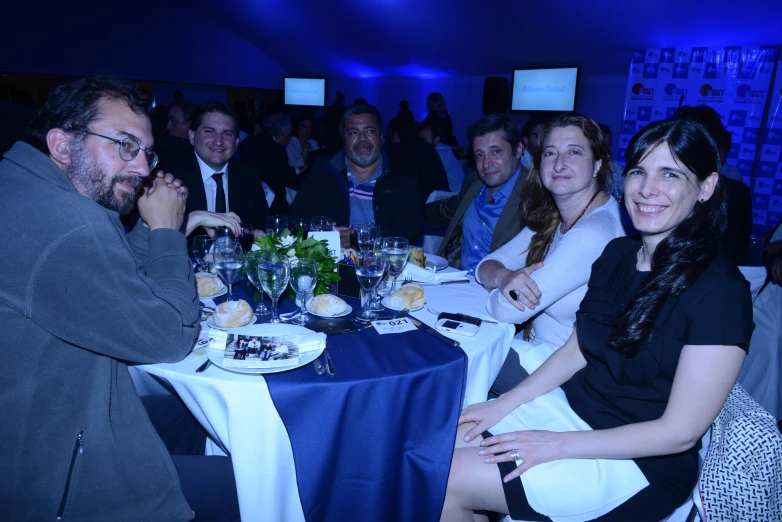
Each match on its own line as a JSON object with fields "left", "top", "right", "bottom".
{"left": 697, "top": 383, "right": 782, "bottom": 521}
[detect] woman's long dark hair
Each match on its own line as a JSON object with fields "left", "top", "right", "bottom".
{"left": 608, "top": 118, "right": 727, "bottom": 357}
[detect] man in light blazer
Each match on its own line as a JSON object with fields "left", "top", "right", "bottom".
{"left": 426, "top": 114, "right": 529, "bottom": 272}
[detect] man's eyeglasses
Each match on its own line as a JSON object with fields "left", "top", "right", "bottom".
{"left": 71, "top": 129, "right": 158, "bottom": 171}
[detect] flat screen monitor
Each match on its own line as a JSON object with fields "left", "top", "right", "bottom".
{"left": 284, "top": 77, "right": 326, "bottom": 107}
{"left": 511, "top": 67, "right": 579, "bottom": 113}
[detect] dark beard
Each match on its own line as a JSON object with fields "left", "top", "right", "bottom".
{"left": 66, "top": 142, "right": 141, "bottom": 215}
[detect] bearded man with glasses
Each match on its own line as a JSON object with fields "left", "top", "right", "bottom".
{"left": 0, "top": 76, "right": 239, "bottom": 521}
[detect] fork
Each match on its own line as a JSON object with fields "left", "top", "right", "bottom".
{"left": 400, "top": 277, "right": 414, "bottom": 286}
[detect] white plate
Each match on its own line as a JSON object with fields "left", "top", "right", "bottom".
{"left": 309, "top": 305, "right": 353, "bottom": 319}
{"left": 198, "top": 286, "right": 227, "bottom": 299}
{"left": 205, "top": 315, "right": 258, "bottom": 330}
{"left": 426, "top": 254, "right": 449, "bottom": 271}
{"left": 206, "top": 323, "right": 324, "bottom": 375}
{"left": 381, "top": 296, "right": 425, "bottom": 312}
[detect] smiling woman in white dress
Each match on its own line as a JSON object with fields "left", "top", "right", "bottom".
{"left": 476, "top": 114, "right": 625, "bottom": 384}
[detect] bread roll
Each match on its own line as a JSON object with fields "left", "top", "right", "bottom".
{"left": 389, "top": 284, "right": 425, "bottom": 309}
{"left": 309, "top": 294, "right": 349, "bottom": 316}
{"left": 196, "top": 272, "right": 224, "bottom": 297}
{"left": 213, "top": 299, "right": 253, "bottom": 328}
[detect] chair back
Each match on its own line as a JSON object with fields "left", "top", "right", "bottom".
{"left": 697, "top": 383, "right": 782, "bottom": 521}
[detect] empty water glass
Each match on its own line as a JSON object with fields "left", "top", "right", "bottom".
{"left": 310, "top": 216, "right": 333, "bottom": 231}
{"left": 258, "top": 254, "right": 291, "bottom": 323}
{"left": 290, "top": 218, "right": 310, "bottom": 239}
{"left": 266, "top": 215, "right": 288, "bottom": 235}
{"left": 289, "top": 258, "right": 318, "bottom": 325}
{"left": 243, "top": 253, "right": 270, "bottom": 315}
{"left": 355, "top": 249, "right": 387, "bottom": 322}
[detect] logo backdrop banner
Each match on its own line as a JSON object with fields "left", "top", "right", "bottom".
{"left": 756, "top": 59, "right": 782, "bottom": 231}
{"left": 620, "top": 46, "right": 779, "bottom": 234}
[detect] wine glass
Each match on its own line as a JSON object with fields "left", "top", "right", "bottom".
{"left": 354, "top": 249, "right": 387, "bottom": 322}
{"left": 310, "top": 216, "right": 333, "bottom": 231}
{"left": 289, "top": 258, "right": 318, "bottom": 325}
{"left": 192, "top": 235, "right": 213, "bottom": 272}
{"left": 242, "top": 253, "right": 270, "bottom": 315}
{"left": 290, "top": 218, "right": 310, "bottom": 239}
{"left": 356, "top": 223, "right": 381, "bottom": 252}
{"left": 266, "top": 215, "right": 288, "bottom": 235}
{"left": 258, "top": 254, "right": 291, "bottom": 323}
{"left": 214, "top": 226, "right": 234, "bottom": 241}
{"left": 239, "top": 223, "right": 255, "bottom": 252}
{"left": 369, "top": 238, "right": 387, "bottom": 311}
{"left": 213, "top": 242, "right": 243, "bottom": 301}
{"left": 381, "top": 237, "right": 409, "bottom": 290}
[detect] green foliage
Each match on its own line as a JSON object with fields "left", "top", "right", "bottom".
{"left": 252, "top": 229, "right": 339, "bottom": 296}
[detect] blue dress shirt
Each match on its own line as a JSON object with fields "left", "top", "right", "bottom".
{"left": 460, "top": 167, "right": 521, "bottom": 274}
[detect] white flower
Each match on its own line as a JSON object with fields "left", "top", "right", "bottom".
{"left": 251, "top": 243, "right": 261, "bottom": 252}
{"left": 280, "top": 235, "right": 296, "bottom": 248}
{"left": 287, "top": 249, "right": 296, "bottom": 257}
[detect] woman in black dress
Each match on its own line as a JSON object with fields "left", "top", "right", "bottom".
{"left": 440, "top": 118, "right": 754, "bottom": 522}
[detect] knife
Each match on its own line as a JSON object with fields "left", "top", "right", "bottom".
{"left": 418, "top": 279, "right": 470, "bottom": 286}
{"left": 195, "top": 359, "right": 212, "bottom": 373}
{"left": 409, "top": 318, "right": 461, "bottom": 348}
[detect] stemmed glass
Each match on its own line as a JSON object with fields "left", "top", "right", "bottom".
{"left": 192, "top": 235, "right": 213, "bottom": 272}
{"left": 213, "top": 242, "right": 243, "bottom": 301}
{"left": 267, "top": 215, "right": 288, "bottom": 235}
{"left": 290, "top": 218, "right": 310, "bottom": 239}
{"left": 356, "top": 223, "right": 381, "bottom": 252}
{"left": 214, "top": 226, "right": 234, "bottom": 241}
{"left": 310, "top": 216, "right": 333, "bottom": 231}
{"left": 289, "top": 258, "right": 318, "bottom": 325}
{"left": 381, "top": 237, "right": 409, "bottom": 290}
{"left": 242, "top": 253, "right": 270, "bottom": 315}
{"left": 258, "top": 254, "right": 291, "bottom": 323}
{"left": 355, "top": 249, "right": 388, "bottom": 322}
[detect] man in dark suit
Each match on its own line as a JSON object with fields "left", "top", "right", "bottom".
{"left": 426, "top": 114, "right": 529, "bottom": 272}
{"left": 238, "top": 113, "right": 301, "bottom": 215}
{"left": 161, "top": 102, "right": 269, "bottom": 233}
{"left": 289, "top": 103, "right": 425, "bottom": 244}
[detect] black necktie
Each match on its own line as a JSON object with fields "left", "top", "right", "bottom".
{"left": 212, "top": 172, "right": 226, "bottom": 213}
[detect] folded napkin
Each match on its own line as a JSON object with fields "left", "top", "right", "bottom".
{"left": 277, "top": 333, "right": 327, "bottom": 353}
{"left": 489, "top": 389, "right": 649, "bottom": 522}
{"left": 400, "top": 263, "right": 468, "bottom": 284}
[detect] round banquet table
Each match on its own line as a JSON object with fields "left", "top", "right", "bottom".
{"left": 137, "top": 275, "right": 513, "bottom": 522}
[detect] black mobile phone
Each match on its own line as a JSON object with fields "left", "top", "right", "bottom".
{"left": 437, "top": 312, "right": 482, "bottom": 327}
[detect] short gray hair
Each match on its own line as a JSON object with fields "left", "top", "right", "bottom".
{"left": 338, "top": 103, "right": 383, "bottom": 138}
{"left": 262, "top": 113, "right": 292, "bottom": 138}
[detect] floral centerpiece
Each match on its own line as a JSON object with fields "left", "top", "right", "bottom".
{"left": 251, "top": 229, "right": 339, "bottom": 298}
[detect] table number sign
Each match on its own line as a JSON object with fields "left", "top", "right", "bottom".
{"left": 372, "top": 318, "right": 418, "bottom": 335}
{"left": 309, "top": 231, "right": 341, "bottom": 260}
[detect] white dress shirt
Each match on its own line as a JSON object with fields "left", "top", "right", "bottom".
{"left": 195, "top": 151, "right": 230, "bottom": 212}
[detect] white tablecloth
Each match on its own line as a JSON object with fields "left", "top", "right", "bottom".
{"left": 136, "top": 278, "right": 513, "bottom": 521}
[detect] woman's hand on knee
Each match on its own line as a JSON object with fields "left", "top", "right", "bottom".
{"left": 458, "top": 397, "right": 515, "bottom": 443}
{"left": 478, "top": 430, "right": 565, "bottom": 482}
